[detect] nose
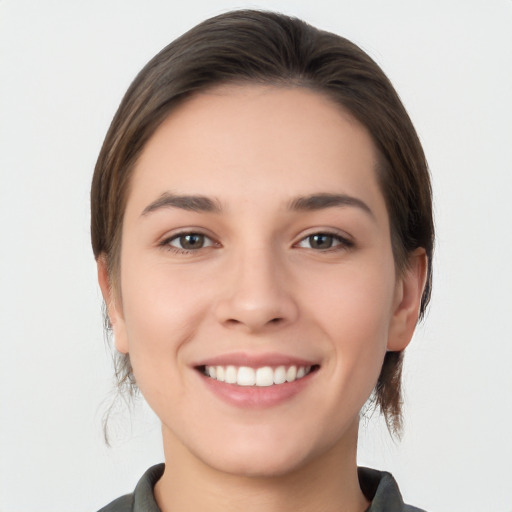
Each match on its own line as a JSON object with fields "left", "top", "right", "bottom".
{"left": 214, "top": 246, "right": 299, "bottom": 333}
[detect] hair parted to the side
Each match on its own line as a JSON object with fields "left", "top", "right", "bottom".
{"left": 91, "top": 9, "right": 434, "bottom": 437}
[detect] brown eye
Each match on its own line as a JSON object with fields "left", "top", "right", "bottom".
{"left": 296, "top": 232, "right": 353, "bottom": 251}
{"left": 180, "top": 234, "right": 204, "bottom": 249}
{"left": 167, "top": 233, "right": 214, "bottom": 251}
{"left": 307, "top": 234, "right": 334, "bottom": 249}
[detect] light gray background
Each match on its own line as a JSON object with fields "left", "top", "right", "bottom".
{"left": 1, "top": 1, "right": 511, "bottom": 511}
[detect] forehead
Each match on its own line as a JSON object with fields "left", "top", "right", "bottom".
{"left": 127, "top": 84, "right": 386, "bottom": 219}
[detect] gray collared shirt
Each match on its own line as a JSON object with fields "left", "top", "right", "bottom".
{"left": 97, "top": 464, "right": 427, "bottom": 512}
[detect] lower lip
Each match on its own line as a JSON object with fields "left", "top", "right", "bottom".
{"left": 198, "top": 370, "right": 317, "bottom": 408}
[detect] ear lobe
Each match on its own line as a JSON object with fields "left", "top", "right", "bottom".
{"left": 97, "top": 256, "right": 129, "bottom": 354}
{"left": 387, "top": 248, "right": 428, "bottom": 352}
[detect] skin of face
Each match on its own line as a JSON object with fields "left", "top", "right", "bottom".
{"left": 98, "top": 85, "right": 426, "bottom": 509}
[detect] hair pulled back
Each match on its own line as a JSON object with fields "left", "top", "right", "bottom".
{"left": 91, "top": 9, "right": 434, "bottom": 435}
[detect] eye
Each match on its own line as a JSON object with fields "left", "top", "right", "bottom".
{"left": 164, "top": 232, "right": 215, "bottom": 252}
{"left": 296, "top": 232, "right": 353, "bottom": 250}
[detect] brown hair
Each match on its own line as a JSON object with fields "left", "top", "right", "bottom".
{"left": 91, "top": 9, "right": 434, "bottom": 435}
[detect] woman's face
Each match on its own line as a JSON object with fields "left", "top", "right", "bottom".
{"left": 103, "top": 85, "right": 419, "bottom": 477}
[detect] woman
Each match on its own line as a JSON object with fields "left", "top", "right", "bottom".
{"left": 91, "top": 9, "right": 433, "bottom": 512}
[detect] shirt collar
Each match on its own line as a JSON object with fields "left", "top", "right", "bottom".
{"left": 127, "top": 464, "right": 424, "bottom": 512}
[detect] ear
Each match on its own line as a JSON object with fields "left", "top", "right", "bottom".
{"left": 97, "top": 256, "right": 129, "bottom": 354}
{"left": 387, "top": 248, "right": 428, "bottom": 352}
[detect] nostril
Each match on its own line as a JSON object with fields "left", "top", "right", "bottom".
{"left": 224, "top": 317, "right": 283, "bottom": 326}
{"left": 226, "top": 318, "right": 242, "bottom": 326}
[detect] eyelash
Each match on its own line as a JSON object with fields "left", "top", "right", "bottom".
{"left": 294, "top": 232, "right": 354, "bottom": 251}
{"left": 160, "top": 232, "right": 217, "bottom": 255}
{"left": 160, "top": 230, "right": 354, "bottom": 255}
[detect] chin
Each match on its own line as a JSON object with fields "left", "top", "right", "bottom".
{"left": 189, "top": 426, "right": 332, "bottom": 479}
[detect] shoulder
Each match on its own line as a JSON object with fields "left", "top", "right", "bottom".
{"left": 358, "top": 467, "right": 427, "bottom": 512}
{"left": 96, "top": 464, "right": 165, "bottom": 512}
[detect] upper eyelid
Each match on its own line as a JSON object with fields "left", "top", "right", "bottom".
{"left": 295, "top": 234, "right": 353, "bottom": 247}
{"left": 159, "top": 228, "right": 218, "bottom": 244}
{"left": 157, "top": 227, "right": 354, "bottom": 246}
{"left": 169, "top": 232, "right": 213, "bottom": 242}
{"left": 160, "top": 231, "right": 219, "bottom": 254}
{"left": 294, "top": 228, "right": 354, "bottom": 244}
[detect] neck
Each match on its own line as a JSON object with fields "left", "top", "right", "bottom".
{"left": 154, "top": 421, "right": 369, "bottom": 512}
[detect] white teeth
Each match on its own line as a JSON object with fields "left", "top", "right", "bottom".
{"left": 273, "top": 366, "right": 287, "bottom": 384}
{"left": 203, "top": 364, "right": 314, "bottom": 386}
{"left": 256, "top": 366, "right": 274, "bottom": 386}
{"left": 225, "top": 365, "right": 237, "bottom": 384}
{"left": 237, "top": 366, "right": 256, "bottom": 386}
{"left": 286, "top": 365, "right": 297, "bottom": 382}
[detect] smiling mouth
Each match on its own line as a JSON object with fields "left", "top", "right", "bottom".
{"left": 197, "top": 364, "right": 320, "bottom": 387}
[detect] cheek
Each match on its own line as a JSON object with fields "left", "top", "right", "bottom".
{"left": 304, "top": 261, "right": 395, "bottom": 387}
{"left": 307, "top": 258, "right": 395, "bottom": 337}
{"left": 119, "top": 259, "right": 210, "bottom": 370}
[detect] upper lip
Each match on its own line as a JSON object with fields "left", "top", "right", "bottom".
{"left": 192, "top": 352, "right": 319, "bottom": 369}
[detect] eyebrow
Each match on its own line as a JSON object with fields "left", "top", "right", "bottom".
{"left": 288, "top": 193, "right": 374, "bottom": 218}
{"left": 140, "top": 191, "right": 374, "bottom": 218}
{"left": 141, "top": 192, "right": 222, "bottom": 216}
